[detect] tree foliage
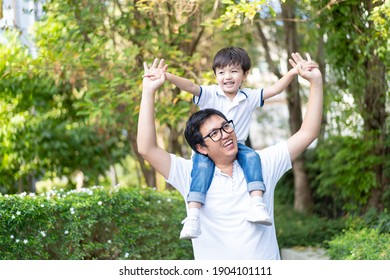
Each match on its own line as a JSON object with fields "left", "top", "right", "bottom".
{"left": 312, "top": 0, "right": 390, "bottom": 212}
{"left": 1, "top": 0, "right": 256, "bottom": 192}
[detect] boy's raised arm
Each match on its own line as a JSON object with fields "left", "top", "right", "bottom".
{"left": 263, "top": 59, "right": 318, "bottom": 101}
{"left": 137, "top": 59, "right": 172, "bottom": 179}
{"left": 262, "top": 68, "right": 297, "bottom": 100}
{"left": 165, "top": 72, "right": 201, "bottom": 97}
{"left": 286, "top": 53, "right": 323, "bottom": 162}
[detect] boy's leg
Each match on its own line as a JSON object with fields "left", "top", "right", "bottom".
{"left": 236, "top": 143, "right": 272, "bottom": 226}
{"left": 180, "top": 153, "right": 215, "bottom": 239}
{"left": 247, "top": 190, "right": 272, "bottom": 225}
{"left": 236, "top": 143, "right": 266, "bottom": 192}
{"left": 187, "top": 152, "right": 215, "bottom": 204}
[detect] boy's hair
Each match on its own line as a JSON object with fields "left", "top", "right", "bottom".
{"left": 212, "top": 47, "right": 251, "bottom": 74}
{"left": 184, "top": 108, "right": 228, "bottom": 153}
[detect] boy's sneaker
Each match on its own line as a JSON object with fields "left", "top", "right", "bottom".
{"left": 180, "top": 216, "right": 201, "bottom": 239}
{"left": 246, "top": 202, "right": 272, "bottom": 226}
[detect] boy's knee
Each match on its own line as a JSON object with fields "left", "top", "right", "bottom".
{"left": 246, "top": 152, "right": 258, "bottom": 159}
{"left": 240, "top": 152, "right": 260, "bottom": 162}
{"left": 197, "top": 161, "right": 211, "bottom": 169}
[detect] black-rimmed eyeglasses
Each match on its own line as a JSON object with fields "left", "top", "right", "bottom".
{"left": 202, "top": 120, "right": 235, "bottom": 142}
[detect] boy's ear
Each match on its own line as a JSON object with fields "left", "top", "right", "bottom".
{"left": 195, "top": 144, "right": 208, "bottom": 156}
{"left": 240, "top": 71, "right": 249, "bottom": 88}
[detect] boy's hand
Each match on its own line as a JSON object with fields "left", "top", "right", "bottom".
{"left": 143, "top": 58, "right": 168, "bottom": 80}
{"left": 289, "top": 53, "right": 322, "bottom": 81}
{"left": 142, "top": 58, "right": 168, "bottom": 92}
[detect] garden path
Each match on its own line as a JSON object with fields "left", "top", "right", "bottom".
{"left": 280, "top": 247, "right": 330, "bottom": 260}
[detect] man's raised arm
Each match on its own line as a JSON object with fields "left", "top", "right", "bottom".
{"left": 137, "top": 59, "right": 171, "bottom": 179}
{"left": 286, "top": 53, "right": 323, "bottom": 162}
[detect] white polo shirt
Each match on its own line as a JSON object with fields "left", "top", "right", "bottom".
{"left": 167, "top": 141, "right": 292, "bottom": 260}
{"left": 193, "top": 85, "right": 264, "bottom": 142}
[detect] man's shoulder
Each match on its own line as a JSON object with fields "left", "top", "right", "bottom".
{"left": 256, "top": 141, "right": 292, "bottom": 185}
{"left": 167, "top": 154, "right": 192, "bottom": 180}
{"left": 257, "top": 141, "right": 290, "bottom": 163}
{"left": 169, "top": 153, "right": 192, "bottom": 168}
{"left": 166, "top": 154, "right": 192, "bottom": 198}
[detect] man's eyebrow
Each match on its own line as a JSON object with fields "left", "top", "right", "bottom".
{"left": 205, "top": 120, "right": 227, "bottom": 133}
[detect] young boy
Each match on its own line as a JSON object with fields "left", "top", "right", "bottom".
{"left": 146, "top": 47, "right": 309, "bottom": 239}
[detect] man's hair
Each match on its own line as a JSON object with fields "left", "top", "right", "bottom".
{"left": 212, "top": 47, "right": 251, "bottom": 74}
{"left": 184, "top": 109, "right": 228, "bottom": 153}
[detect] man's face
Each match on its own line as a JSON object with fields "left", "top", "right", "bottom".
{"left": 196, "top": 115, "right": 238, "bottom": 164}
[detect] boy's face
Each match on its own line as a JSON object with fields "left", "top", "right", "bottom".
{"left": 215, "top": 64, "right": 248, "bottom": 96}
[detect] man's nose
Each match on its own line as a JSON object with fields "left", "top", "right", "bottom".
{"left": 221, "top": 129, "right": 230, "bottom": 139}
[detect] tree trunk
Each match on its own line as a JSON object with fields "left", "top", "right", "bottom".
{"left": 361, "top": 0, "right": 388, "bottom": 211}
{"left": 129, "top": 134, "right": 157, "bottom": 188}
{"left": 363, "top": 54, "right": 388, "bottom": 211}
{"left": 282, "top": 1, "right": 313, "bottom": 213}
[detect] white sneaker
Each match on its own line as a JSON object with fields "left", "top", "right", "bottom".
{"left": 246, "top": 202, "right": 272, "bottom": 226}
{"left": 179, "top": 216, "right": 201, "bottom": 239}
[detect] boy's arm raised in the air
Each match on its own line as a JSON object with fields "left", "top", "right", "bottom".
{"left": 143, "top": 60, "right": 201, "bottom": 97}
{"left": 144, "top": 59, "right": 200, "bottom": 96}
{"left": 286, "top": 53, "right": 323, "bottom": 162}
{"left": 262, "top": 61, "right": 318, "bottom": 101}
{"left": 165, "top": 72, "right": 201, "bottom": 97}
{"left": 262, "top": 68, "right": 297, "bottom": 100}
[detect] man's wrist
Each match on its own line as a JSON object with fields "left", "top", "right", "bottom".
{"left": 142, "top": 88, "right": 157, "bottom": 96}
{"left": 310, "top": 77, "right": 323, "bottom": 87}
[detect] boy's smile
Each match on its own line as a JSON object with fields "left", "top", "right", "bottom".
{"left": 215, "top": 64, "right": 248, "bottom": 97}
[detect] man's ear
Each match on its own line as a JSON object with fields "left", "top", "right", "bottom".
{"left": 195, "top": 144, "right": 208, "bottom": 156}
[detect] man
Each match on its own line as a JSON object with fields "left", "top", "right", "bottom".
{"left": 137, "top": 53, "right": 323, "bottom": 259}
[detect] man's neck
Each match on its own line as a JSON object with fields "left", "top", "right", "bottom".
{"left": 215, "top": 160, "right": 235, "bottom": 177}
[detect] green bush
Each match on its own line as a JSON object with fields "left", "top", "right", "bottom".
{"left": 327, "top": 228, "right": 390, "bottom": 260}
{"left": 274, "top": 203, "right": 345, "bottom": 248}
{"left": 326, "top": 209, "right": 390, "bottom": 260}
{"left": 311, "top": 135, "right": 382, "bottom": 213}
{"left": 0, "top": 186, "right": 193, "bottom": 260}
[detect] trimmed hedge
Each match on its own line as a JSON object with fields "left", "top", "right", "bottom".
{"left": 2, "top": 185, "right": 387, "bottom": 260}
{"left": 0, "top": 186, "right": 193, "bottom": 260}
{"left": 327, "top": 228, "right": 390, "bottom": 260}
{"left": 327, "top": 210, "right": 390, "bottom": 260}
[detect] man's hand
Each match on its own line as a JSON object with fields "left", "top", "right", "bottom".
{"left": 142, "top": 58, "right": 168, "bottom": 92}
{"left": 138, "top": 58, "right": 172, "bottom": 180}
{"left": 286, "top": 52, "right": 323, "bottom": 162}
{"left": 289, "top": 53, "right": 322, "bottom": 81}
